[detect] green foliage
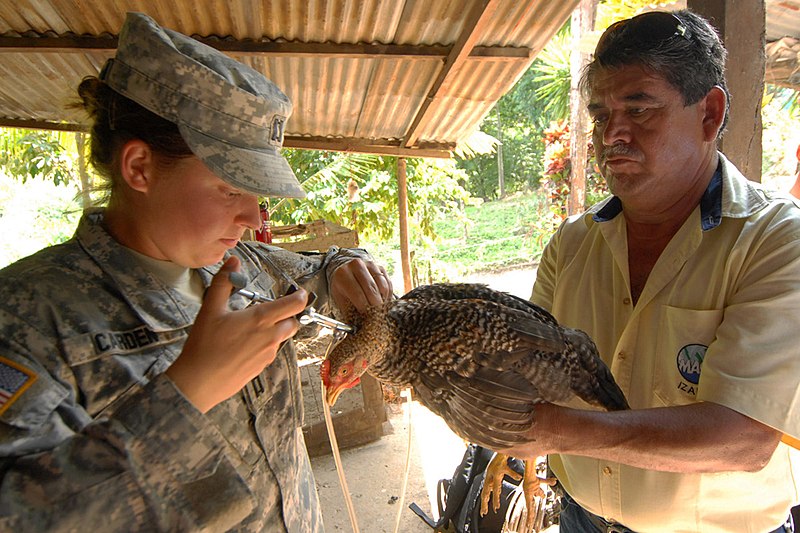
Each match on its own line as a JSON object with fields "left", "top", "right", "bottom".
{"left": 271, "top": 149, "right": 471, "bottom": 244}
{"left": 454, "top": 130, "right": 500, "bottom": 159}
{"left": 595, "top": 0, "right": 677, "bottom": 29}
{"left": 763, "top": 85, "right": 800, "bottom": 120}
{"left": 532, "top": 26, "right": 572, "bottom": 120}
{"left": 761, "top": 89, "right": 800, "bottom": 188}
{"left": 540, "top": 120, "right": 572, "bottom": 219}
{"left": 0, "top": 172, "right": 82, "bottom": 268}
{"left": 457, "top": 68, "right": 552, "bottom": 200}
{"left": 0, "top": 128, "right": 76, "bottom": 186}
{"left": 539, "top": 118, "right": 608, "bottom": 220}
{"left": 270, "top": 149, "right": 375, "bottom": 227}
{"left": 456, "top": 20, "right": 585, "bottom": 202}
{"left": 406, "top": 158, "right": 473, "bottom": 240}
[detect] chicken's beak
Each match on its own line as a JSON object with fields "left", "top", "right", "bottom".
{"left": 325, "top": 385, "right": 345, "bottom": 406}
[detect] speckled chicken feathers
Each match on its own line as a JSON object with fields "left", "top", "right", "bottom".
{"left": 326, "top": 283, "right": 628, "bottom": 450}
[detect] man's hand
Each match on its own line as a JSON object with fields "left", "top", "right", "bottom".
{"left": 166, "top": 256, "right": 308, "bottom": 413}
{"left": 499, "top": 403, "right": 563, "bottom": 459}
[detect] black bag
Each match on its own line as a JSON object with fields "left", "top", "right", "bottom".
{"left": 409, "top": 444, "right": 526, "bottom": 533}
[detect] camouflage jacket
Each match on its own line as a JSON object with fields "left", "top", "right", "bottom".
{"left": 0, "top": 210, "right": 366, "bottom": 531}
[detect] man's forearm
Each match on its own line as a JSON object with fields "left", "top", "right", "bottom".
{"left": 505, "top": 401, "right": 781, "bottom": 473}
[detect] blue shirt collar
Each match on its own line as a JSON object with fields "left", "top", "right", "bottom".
{"left": 591, "top": 163, "right": 724, "bottom": 231}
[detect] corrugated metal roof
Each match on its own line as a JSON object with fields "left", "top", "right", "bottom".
{"left": 0, "top": 0, "right": 581, "bottom": 157}
{"left": 766, "top": 0, "right": 800, "bottom": 41}
{"left": 765, "top": 0, "right": 800, "bottom": 88}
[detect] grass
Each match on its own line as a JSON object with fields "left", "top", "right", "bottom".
{"left": 361, "top": 191, "right": 557, "bottom": 283}
{"left": 434, "top": 193, "right": 549, "bottom": 268}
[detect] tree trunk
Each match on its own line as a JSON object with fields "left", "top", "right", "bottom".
{"left": 567, "top": 0, "right": 598, "bottom": 216}
{"left": 397, "top": 157, "right": 413, "bottom": 294}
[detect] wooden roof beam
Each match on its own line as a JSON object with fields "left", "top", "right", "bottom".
{"left": 402, "top": 0, "right": 503, "bottom": 148}
{"left": 285, "top": 136, "right": 453, "bottom": 158}
{"left": 0, "top": 117, "right": 454, "bottom": 158}
{"left": 0, "top": 118, "right": 454, "bottom": 158}
{"left": 0, "top": 35, "right": 530, "bottom": 61}
{"left": 0, "top": 118, "right": 87, "bottom": 132}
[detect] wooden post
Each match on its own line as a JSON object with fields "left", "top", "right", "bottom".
{"left": 75, "top": 132, "right": 92, "bottom": 211}
{"left": 567, "top": 0, "right": 597, "bottom": 215}
{"left": 397, "top": 157, "right": 413, "bottom": 294}
{"left": 495, "top": 106, "right": 505, "bottom": 198}
{"left": 688, "top": 0, "right": 765, "bottom": 181}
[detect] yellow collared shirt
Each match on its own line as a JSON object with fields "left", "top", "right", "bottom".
{"left": 532, "top": 153, "right": 800, "bottom": 533}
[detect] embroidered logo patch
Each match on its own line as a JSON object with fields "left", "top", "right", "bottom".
{"left": 0, "top": 356, "right": 36, "bottom": 415}
{"left": 677, "top": 344, "right": 706, "bottom": 385}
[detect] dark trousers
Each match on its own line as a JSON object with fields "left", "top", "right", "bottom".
{"left": 558, "top": 491, "right": 793, "bottom": 533}
{"left": 558, "top": 491, "right": 634, "bottom": 533}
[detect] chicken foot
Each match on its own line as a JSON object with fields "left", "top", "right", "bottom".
{"left": 480, "top": 454, "right": 556, "bottom": 532}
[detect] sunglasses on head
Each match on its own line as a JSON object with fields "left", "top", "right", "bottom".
{"left": 596, "top": 11, "right": 691, "bottom": 55}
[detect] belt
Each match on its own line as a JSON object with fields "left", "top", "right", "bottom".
{"left": 585, "top": 510, "right": 636, "bottom": 533}
{"left": 584, "top": 508, "right": 793, "bottom": 533}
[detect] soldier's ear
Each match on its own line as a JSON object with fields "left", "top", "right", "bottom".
{"left": 119, "top": 139, "right": 155, "bottom": 193}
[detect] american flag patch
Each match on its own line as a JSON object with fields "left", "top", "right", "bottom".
{"left": 0, "top": 356, "right": 36, "bottom": 415}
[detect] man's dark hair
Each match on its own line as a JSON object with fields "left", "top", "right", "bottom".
{"left": 580, "top": 9, "right": 730, "bottom": 135}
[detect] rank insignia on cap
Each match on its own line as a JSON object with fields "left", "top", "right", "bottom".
{"left": 0, "top": 356, "right": 36, "bottom": 415}
{"left": 270, "top": 116, "right": 286, "bottom": 145}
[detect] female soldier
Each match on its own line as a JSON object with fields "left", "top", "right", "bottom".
{"left": 0, "top": 12, "right": 391, "bottom": 532}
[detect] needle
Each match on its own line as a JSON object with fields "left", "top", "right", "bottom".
{"left": 228, "top": 272, "right": 354, "bottom": 333}
{"left": 298, "top": 308, "right": 354, "bottom": 333}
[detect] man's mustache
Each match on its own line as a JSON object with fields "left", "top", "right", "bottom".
{"left": 599, "top": 144, "right": 640, "bottom": 162}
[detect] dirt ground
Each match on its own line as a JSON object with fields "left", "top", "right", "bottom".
{"left": 311, "top": 400, "right": 467, "bottom": 532}
{"left": 310, "top": 267, "right": 546, "bottom": 533}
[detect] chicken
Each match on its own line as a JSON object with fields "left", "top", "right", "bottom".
{"left": 321, "top": 283, "right": 629, "bottom": 531}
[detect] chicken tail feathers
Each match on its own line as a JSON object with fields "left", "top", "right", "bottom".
{"left": 564, "top": 327, "right": 630, "bottom": 411}
{"left": 586, "top": 362, "right": 630, "bottom": 411}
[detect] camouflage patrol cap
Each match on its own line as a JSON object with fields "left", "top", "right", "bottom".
{"left": 99, "top": 12, "right": 305, "bottom": 198}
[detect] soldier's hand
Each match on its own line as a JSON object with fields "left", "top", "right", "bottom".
{"left": 330, "top": 258, "right": 393, "bottom": 313}
{"left": 166, "top": 256, "right": 308, "bottom": 413}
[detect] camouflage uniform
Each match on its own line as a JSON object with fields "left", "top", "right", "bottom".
{"left": 0, "top": 209, "right": 366, "bottom": 531}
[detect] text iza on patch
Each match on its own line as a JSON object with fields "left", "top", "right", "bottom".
{"left": 676, "top": 343, "right": 706, "bottom": 396}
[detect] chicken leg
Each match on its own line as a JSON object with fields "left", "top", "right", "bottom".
{"left": 480, "top": 454, "right": 556, "bottom": 532}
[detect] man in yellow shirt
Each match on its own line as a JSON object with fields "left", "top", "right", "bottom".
{"left": 506, "top": 9, "right": 800, "bottom": 533}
